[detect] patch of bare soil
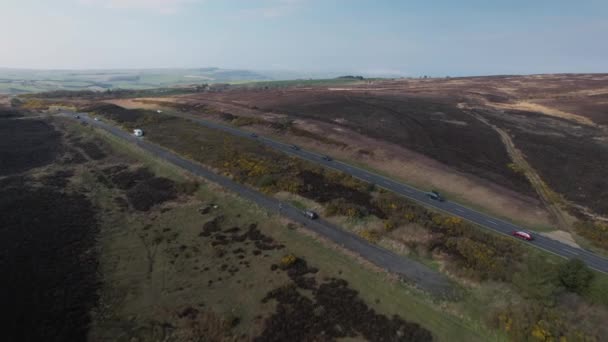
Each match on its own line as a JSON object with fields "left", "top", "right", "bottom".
{"left": 487, "top": 101, "right": 596, "bottom": 127}
{"left": 105, "top": 97, "right": 179, "bottom": 110}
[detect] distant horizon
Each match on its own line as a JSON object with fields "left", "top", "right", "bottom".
{"left": 2, "top": 1, "right": 607, "bottom": 76}
{"left": 1, "top": 66, "right": 606, "bottom": 79}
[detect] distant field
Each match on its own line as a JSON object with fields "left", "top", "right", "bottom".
{"left": 0, "top": 68, "right": 275, "bottom": 94}
{"left": 234, "top": 77, "right": 375, "bottom": 88}
{"left": 0, "top": 68, "right": 383, "bottom": 94}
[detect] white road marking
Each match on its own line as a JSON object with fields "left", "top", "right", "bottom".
{"left": 454, "top": 208, "right": 465, "bottom": 213}
{"left": 486, "top": 219, "right": 498, "bottom": 225}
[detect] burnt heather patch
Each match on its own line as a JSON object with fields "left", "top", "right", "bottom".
{"left": 98, "top": 165, "right": 189, "bottom": 211}
{"left": 258, "top": 257, "right": 433, "bottom": 342}
{"left": 0, "top": 179, "right": 99, "bottom": 342}
{"left": 196, "top": 214, "right": 431, "bottom": 341}
{"left": 0, "top": 119, "right": 63, "bottom": 175}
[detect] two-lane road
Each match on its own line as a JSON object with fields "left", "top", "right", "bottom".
{"left": 166, "top": 111, "right": 608, "bottom": 273}
{"left": 68, "top": 113, "right": 456, "bottom": 297}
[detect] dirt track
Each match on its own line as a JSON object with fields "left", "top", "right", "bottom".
{"left": 461, "top": 106, "right": 572, "bottom": 231}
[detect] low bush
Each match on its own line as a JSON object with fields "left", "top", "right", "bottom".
{"left": 575, "top": 220, "right": 608, "bottom": 251}
{"left": 231, "top": 116, "right": 266, "bottom": 127}
{"left": 558, "top": 258, "right": 594, "bottom": 294}
{"left": 359, "top": 229, "right": 380, "bottom": 243}
{"left": 280, "top": 254, "right": 297, "bottom": 268}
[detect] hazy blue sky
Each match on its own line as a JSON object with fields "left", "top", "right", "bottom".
{"left": 1, "top": 0, "right": 607, "bottom": 76}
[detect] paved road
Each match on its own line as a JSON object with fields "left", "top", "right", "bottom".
{"left": 67, "top": 113, "right": 456, "bottom": 298}
{"left": 162, "top": 111, "right": 608, "bottom": 274}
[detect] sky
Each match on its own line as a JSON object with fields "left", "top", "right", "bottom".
{"left": 1, "top": 0, "right": 607, "bottom": 76}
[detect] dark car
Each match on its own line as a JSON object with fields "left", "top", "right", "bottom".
{"left": 304, "top": 210, "right": 318, "bottom": 220}
{"left": 250, "top": 133, "right": 258, "bottom": 138}
{"left": 290, "top": 144, "right": 300, "bottom": 150}
{"left": 427, "top": 190, "right": 445, "bottom": 202}
{"left": 74, "top": 115, "right": 80, "bottom": 119}
{"left": 322, "top": 155, "right": 333, "bottom": 161}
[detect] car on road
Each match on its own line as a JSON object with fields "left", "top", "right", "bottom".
{"left": 94, "top": 117, "right": 100, "bottom": 121}
{"left": 74, "top": 115, "right": 80, "bottom": 119}
{"left": 322, "top": 155, "right": 332, "bottom": 161}
{"left": 427, "top": 190, "right": 445, "bottom": 202}
{"left": 290, "top": 144, "right": 300, "bottom": 150}
{"left": 250, "top": 133, "right": 258, "bottom": 138}
{"left": 513, "top": 231, "right": 534, "bottom": 241}
{"left": 304, "top": 210, "right": 318, "bottom": 220}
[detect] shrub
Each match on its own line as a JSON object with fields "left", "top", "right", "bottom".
{"left": 126, "top": 177, "right": 178, "bottom": 211}
{"left": 219, "top": 112, "right": 236, "bottom": 121}
{"left": 280, "top": 254, "right": 297, "bottom": 268}
{"left": 507, "top": 162, "right": 526, "bottom": 174}
{"left": 324, "top": 198, "right": 368, "bottom": 218}
{"left": 257, "top": 174, "right": 278, "bottom": 188}
{"left": 575, "top": 221, "right": 608, "bottom": 251}
{"left": 232, "top": 116, "right": 266, "bottom": 127}
{"left": 176, "top": 181, "right": 199, "bottom": 195}
{"left": 558, "top": 259, "right": 594, "bottom": 294}
{"left": 383, "top": 218, "right": 398, "bottom": 232}
{"left": 512, "top": 257, "right": 561, "bottom": 305}
{"left": 359, "top": 229, "right": 380, "bottom": 243}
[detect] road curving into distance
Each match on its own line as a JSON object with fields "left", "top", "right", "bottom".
{"left": 66, "top": 113, "right": 456, "bottom": 298}
{"left": 160, "top": 111, "right": 608, "bottom": 274}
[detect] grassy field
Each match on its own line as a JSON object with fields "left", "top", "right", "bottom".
{"left": 234, "top": 77, "right": 373, "bottom": 89}
{"left": 69, "top": 119, "right": 498, "bottom": 341}
{"left": 0, "top": 68, "right": 272, "bottom": 94}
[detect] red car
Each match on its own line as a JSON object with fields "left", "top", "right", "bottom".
{"left": 513, "top": 231, "right": 533, "bottom": 241}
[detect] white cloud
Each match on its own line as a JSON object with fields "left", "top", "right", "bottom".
{"left": 78, "top": 0, "right": 201, "bottom": 14}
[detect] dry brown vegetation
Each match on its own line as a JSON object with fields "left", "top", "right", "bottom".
{"left": 122, "top": 74, "right": 608, "bottom": 225}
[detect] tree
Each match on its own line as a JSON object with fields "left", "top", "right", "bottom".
{"left": 558, "top": 258, "right": 594, "bottom": 294}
